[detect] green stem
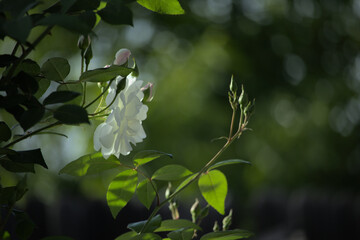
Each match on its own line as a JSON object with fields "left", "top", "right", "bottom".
{"left": 89, "top": 92, "right": 116, "bottom": 116}
{"left": 228, "top": 107, "right": 236, "bottom": 140}
{"left": 4, "top": 121, "right": 61, "bottom": 148}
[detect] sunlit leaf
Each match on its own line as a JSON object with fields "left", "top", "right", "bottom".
{"left": 198, "top": 170, "right": 227, "bottom": 215}
{"left": 59, "top": 152, "right": 121, "bottom": 176}
{"left": 98, "top": 0, "right": 133, "bottom": 25}
{"left": 127, "top": 214, "right": 162, "bottom": 233}
{"left": 208, "top": 159, "right": 251, "bottom": 171}
{"left": 152, "top": 164, "right": 192, "bottom": 181}
{"left": 174, "top": 173, "right": 196, "bottom": 192}
{"left": 137, "top": 0, "right": 185, "bottom": 15}
{"left": 53, "top": 105, "right": 89, "bottom": 124}
{"left": 133, "top": 150, "right": 172, "bottom": 166}
{"left": 43, "top": 91, "right": 81, "bottom": 105}
{"left": 136, "top": 179, "right": 156, "bottom": 209}
{"left": 41, "top": 57, "right": 70, "bottom": 82}
{"left": 107, "top": 169, "right": 138, "bottom": 218}
{"left": 0, "top": 121, "right": 11, "bottom": 142}
{"left": 115, "top": 231, "right": 137, "bottom": 240}
{"left": 155, "top": 219, "right": 201, "bottom": 232}
{"left": 199, "top": 229, "right": 254, "bottom": 240}
{"left": 130, "top": 233, "right": 162, "bottom": 240}
{"left": 79, "top": 65, "right": 133, "bottom": 82}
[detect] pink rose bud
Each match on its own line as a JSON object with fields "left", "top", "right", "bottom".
{"left": 141, "top": 82, "right": 154, "bottom": 102}
{"left": 114, "top": 48, "right": 131, "bottom": 65}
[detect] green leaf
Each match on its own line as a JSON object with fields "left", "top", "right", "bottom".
{"left": 0, "top": 186, "right": 18, "bottom": 204}
{"left": 115, "top": 231, "right": 137, "bottom": 240}
{"left": 0, "top": 121, "right": 11, "bottom": 142}
{"left": 1, "top": 231, "right": 11, "bottom": 240}
{"left": 130, "top": 233, "right": 162, "bottom": 240}
{"left": 59, "top": 152, "right": 121, "bottom": 176}
{"left": 152, "top": 164, "right": 192, "bottom": 181}
{"left": 14, "top": 211, "right": 35, "bottom": 240}
{"left": 133, "top": 150, "right": 173, "bottom": 166}
{"left": 98, "top": 0, "right": 133, "bottom": 25}
{"left": 43, "top": 91, "right": 81, "bottom": 105}
{"left": 34, "top": 78, "right": 51, "bottom": 99}
{"left": 0, "top": 54, "right": 18, "bottom": 67}
{"left": 0, "top": 157, "right": 35, "bottom": 173}
{"left": 137, "top": 0, "right": 185, "bottom": 15}
{"left": 41, "top": 57, "right": 70, "bottom": 82}
{"left": 167, "top": 228, "right": 193, "bottom": 240}
{"left": 3, "top": 16, "right": 32, "bottom": 43}
{"left": 7, "top": 149, "right": 47, "bottom": 169}
{"left": 15, "top": 59, "right": 41, "bottom": 76}
{"left": 136, "top": 179, "right": 156, "bottom": 209}
{"left": 155, "top": 219, "right": 202, "bottom": 232}
{"left": 199, "top": 229, "right": 254, "bottom": 240}
{"left": 107, "top": 169, "right": 138, "bottom": 218}
{"left": 208, "top": 159, "right": 251, "bottom": 171}
{"left": 13, "top": 72, "right": 39, "bottom": 95}
{"left": 53, "top": 105, "right": 89, "bottom": 124}
{"left": 57, "top": 81, "right": 83, "bottom": 105}
{"left": 80, "top": 65, "right": 133, "bottom": 82}
{"left": 198, "top": 170, "right": 227, "bottom": 215}
{"left": 174, "top": 173, "right": 196, "bottom": 192}
{"left": 127, "top": 214, "right": 162, "bottom": 233}
{"left": 40, "top": 237, "right": 75, "bottom": 240}
{"left": 19, "top": 103, "right": 45, "bottom": 131}
{"left": 37, "top": 12, "right": 95, "bottom": 35}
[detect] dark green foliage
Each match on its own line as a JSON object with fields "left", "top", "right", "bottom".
{"left": 53, "top": 105, "right": 89, "bottom": 124}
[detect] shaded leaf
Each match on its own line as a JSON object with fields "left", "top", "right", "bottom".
{"left": 107, "top": 169, "right": 138, "bottom": 218}
{"left": 0, "top": 121, "right": 11, "bottom": 142}
{"left": 13, "top": 71, "right": 39, "bottom": 95}
{"left": 199, "top": 229, "right": 254, "bottom": 240}
{"left": 80, "top": 65, "right": 133, "bottom": 82}
{"left": 57, "top": 81, "right": 83, "bottom": 105}
{"left": 175, "top": 173, "right": 196, "bottom": 192}
{"left": 136, "top": 179, "right": 156, "bottom": 209}
{"left": 59, "top": 152, "right": 121, "bottom": 176}
{"left": 41, "top": 57, "right": 70, "bottom": 82}
{"left": 155, "top": 219, "right": 201, "bottom": 232}
{"left": 208, "top": 159, "right": 251, "bottom": 171}
{"left": 127, "top": 214, "right": 162, "bottom": 233}
{"left": 53, "top": 105, "right": 89, "bottom": 124}
{"left": 3, "top": 16, "right": 32, "bottom": 43}
{"left": 133, "top": 150, "right": 172, "bottom": 166}
{"left": 98, "top": 0, "right": 133, "bottom": 25}
{"left": 137, "top": 0, "right": 185, "bottom": 15}
{"left": 37, "top": 12, "right": 95, "bottom": 35}
{"left": 15, "top": 59, "right": 41, "bottom": 76}
{"left": 0, "top": 54, "right": 18, "bottom": 67}
{"left": 19, "top": 103, "right": 45, "bottom": 131}
{"left": 8, "top": 148, "right": 47, "bottom": 169}
{"left": 34, "top": 78, "right": 51, "bottom": 99}
{"left": 152, "top": 164, "right": 192, "bottom": 181}
{"left": 198, "top": 170, "right": 227, "bottom": 215}
{"left": 167, "top": 228, "right": 193, "bottom": 240}
{"left": 43, "top": 91, "right": 81, "bottom": 105}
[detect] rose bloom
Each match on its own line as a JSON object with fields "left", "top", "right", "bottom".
{"left": 94, "top": 75, "right": 148, "bottom": 159}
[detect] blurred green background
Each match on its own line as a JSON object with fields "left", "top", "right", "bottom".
{"left": 1, "top": 0, "right": 360, "bottom": 239}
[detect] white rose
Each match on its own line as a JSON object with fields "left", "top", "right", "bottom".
{"left": 94, "top": 75, "right": 148, "bottom": 159}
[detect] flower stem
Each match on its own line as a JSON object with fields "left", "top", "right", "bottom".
{"left": 84, "top": 79, "right": 113, "bottom": 109}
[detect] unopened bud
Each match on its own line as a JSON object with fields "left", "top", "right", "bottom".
{"left": 222, "top": 209, "right": 233, "bottom": 231}
{"left": 213, "top": 221, "right": 220, "bottom": 232}
{"left": 229, "top": 75, "right": 238, "bottom": 93}
{"left": 238, "top": 85, "right": 248, "bottom": 109}
{"left": 78, "top": 35, "right": 90, "bottom": 52}
{"left": 165, "top": 182, "right": 172, "bottom": 199}
{"left": 84, "top": 43, "right": 93, "bottom": 66}
{"left": 115, "top": 77, "right": 126, "bottom": 94}
{"left": 190, "top": 198, "right": 200, "bottom": 223}
{"left": 114, "top": 48, "right": 131, "bottom": 66}
{"left": 141, "top": 82, "right": 154, "bottom": 103}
